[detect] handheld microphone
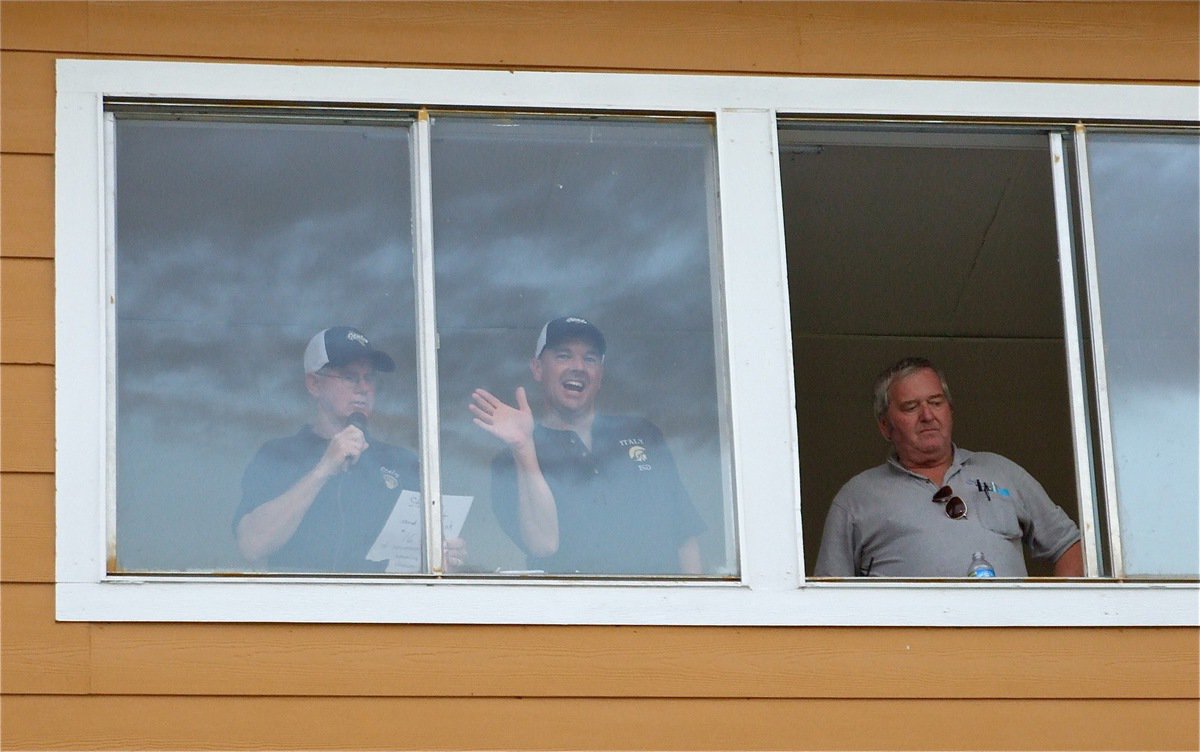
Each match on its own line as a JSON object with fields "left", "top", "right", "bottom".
{"left": 340, "top": 412, "right": 369, "bottom": 474}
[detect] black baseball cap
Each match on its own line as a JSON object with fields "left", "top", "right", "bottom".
{"left": 304, "top": 326, "right": 396, "bottom": 374}
{"left": 534, "top": 316, "right": 607, "bottom": 359}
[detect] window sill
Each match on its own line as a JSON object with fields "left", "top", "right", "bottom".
{"left": 57, "top": 577, "right": 1199, "bottom": 626}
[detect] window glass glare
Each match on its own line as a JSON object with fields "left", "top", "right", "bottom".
{"left": 113, "top": 116, "right": 418, "bottom": 574}
{"left": 431, "top": 115, "right": 736, "bottom": 577}
{"left": 1087, "top": 131, "right": 1200, "bottom": 578}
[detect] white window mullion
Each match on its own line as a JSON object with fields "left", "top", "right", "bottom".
{"left": 703, "top": 126, "right": 739, "bottom": 576}
{"left": 412, "top": 109, "right": 445, "bottom": 574}
{"left": 716, "top": 108, "right": 802, "bottom": 590}
{"left": 1071, "top": 127, "right": 1125, "bottom": 578}
{"left": 1048, "top": 131, "right": 1102, "bottom": 578}
{"left": 103, "top": 111, "right": 119, "bottom": 575}
{"left": 58, "top": 87, "right": 110, "bottom": 584}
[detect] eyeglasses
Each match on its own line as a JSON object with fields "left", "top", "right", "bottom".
{"left": 316, "top": 370, "right": 377, "bottom": 388}
{"left": 932, "top": 485, "right": 967, "bottom": 520}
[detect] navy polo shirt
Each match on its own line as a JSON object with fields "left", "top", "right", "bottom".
{"left": 235, "top": 426, "right": 421, "bottom": 573}
{"left": 491, "top": 414, "right": 705, "bottom": 575}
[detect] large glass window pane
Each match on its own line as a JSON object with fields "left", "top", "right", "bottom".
{"left": 431, "top": 115, "right": 735, "bottom": 577}
{"left": 113, "top": 114, "right": 418, "bottom": 574}
{"left": 1087, "top": 131, "right": 1200, "bottom": 578}
{"left": 780, "top": 124, "right": 1085, "bottom": 578}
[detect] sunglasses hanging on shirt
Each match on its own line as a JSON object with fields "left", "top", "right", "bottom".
{"left": 932, "top": 485, "right": 967, "bottom": 520}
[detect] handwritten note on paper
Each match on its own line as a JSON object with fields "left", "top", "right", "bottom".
{"left": 440, "top": 494, "right": 472, "bottom": 541}
{"left": 365, "top": 491, "right": 474, "bottom": 573}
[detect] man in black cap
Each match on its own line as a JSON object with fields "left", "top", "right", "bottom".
{"left": 470, "top": 316, "right": 704, "bottom": 575}
{"left": 234, "top": 326, "right": 466, "bottom": 573}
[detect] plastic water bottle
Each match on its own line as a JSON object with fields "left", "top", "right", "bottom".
{"left": 967, "top": 551, "right": 996, "bottom": 578}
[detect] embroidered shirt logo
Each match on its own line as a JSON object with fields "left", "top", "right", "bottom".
{"left": 620, "top": 438, "right": 652, "bottom": 471}
{"left": 380, "top": 466, "right": 400, "bottom": 490}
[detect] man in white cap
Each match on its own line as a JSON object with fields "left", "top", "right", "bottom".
{"left": 470, "top": 316, "right": 704, "bottom": 575}
{"left": 235, "top": 326, "right": 465, "bottom": 573}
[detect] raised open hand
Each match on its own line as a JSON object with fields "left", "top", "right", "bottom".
{"left": 470, "top": 386, "right": 534, "bottom": 450}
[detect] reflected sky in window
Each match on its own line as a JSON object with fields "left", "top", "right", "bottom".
{"left": 1088, "top": 131, "right": 1199, "bottom": 577}
{"left": 430, "top": 116, "right": 735, "bottom": 575}
{"left": 114, "top": 117, "right": 416, "bottom": 571}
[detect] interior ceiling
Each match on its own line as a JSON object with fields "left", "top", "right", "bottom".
{"left": 780, "top": 143, "right": 1065, "bottom": 341}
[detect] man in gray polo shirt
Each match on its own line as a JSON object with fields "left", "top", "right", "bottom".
{"left": 814, "top": 357, "right": 1083, "bottom": 578}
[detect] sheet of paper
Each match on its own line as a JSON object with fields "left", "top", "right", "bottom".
{"left": 440, "top": 494, "right": 473, "bottom": 541}
{"left": 365, "top": 491, "right": 474, "bottom": 572}
{"left": 365, "top": 489, "right": 422, "bottom": 571}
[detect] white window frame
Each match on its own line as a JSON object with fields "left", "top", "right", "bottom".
{"left": 55, "top": 59, "right": 1199, "bottom": 625}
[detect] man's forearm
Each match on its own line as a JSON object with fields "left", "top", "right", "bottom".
{"left": 1052, "top": 540, "right": 1084, "bottom": 577}
{"left": 236, "top": 468, "right": 330, "bottom": 562}
{"left": 509, "top": 444, "right": 560, "bottom": 557}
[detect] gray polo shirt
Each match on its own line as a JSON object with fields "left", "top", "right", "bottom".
{"left": 814, "top": 447, "right": 1080, "bottom": 577}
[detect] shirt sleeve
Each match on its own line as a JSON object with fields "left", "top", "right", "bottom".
{"left": 1008, "top": 460, "right": 1081, "bottom": 563}
{"left": 814, "top": 495, "right": 859, "bottom": 577}
{"left": 232, "top": 441, "right": 290, "bottom": 533}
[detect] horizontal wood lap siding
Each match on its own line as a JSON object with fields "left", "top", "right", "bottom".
{"left": 0, "top": 475, "right": 54, "bottom": 582}
{"left": 3, "top": 585, "right": 1196, "bottom": 699}
{"left": 1, "top": 365, "right": 53, "bottom": 473}
{"left": 1, "top": 154, "right": 54, "bottom": 257}
{"left": 2, "top": 1, "right": 1198, "bottom": 750}
{"left": 1, "top": 1, "right": 1197, "bottom": 82}
{"left": 1, "top": 258, "right": 55, "bottom": 362}
{"left": 0, "top": 50, "right": 55, "bottom": 155}
{"left": 3, "top": 696, "right": 1199, "bottom": 751}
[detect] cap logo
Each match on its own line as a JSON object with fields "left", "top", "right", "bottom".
{"left": 565, "top": 317, "right": 588, "bottom": 325}
{"left": 346, "top": 331, "right": 369, "bottom": 347}
{"left": 628, "top": 446, "right": 647, "bottom": 462}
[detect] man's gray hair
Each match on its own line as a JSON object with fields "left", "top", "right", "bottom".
{"left": 872, "top": 357, "right": 953, "bottom": 422}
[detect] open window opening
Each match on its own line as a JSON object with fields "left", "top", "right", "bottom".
{"left": 780, "top": 123, "right": 1081, "bottom": 578}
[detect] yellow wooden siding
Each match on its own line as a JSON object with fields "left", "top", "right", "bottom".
{"left": 1, "top": 154, "right": 53, "bottom": 258}
{"left": 4, "top": 585, "right": 1196, "bottom": 700}
{"left": 2, "top": 2, "right": 1198, "bottom": 749}
{"left": 1, "top": 258, "right": 54, "bottom": 362}
{"left": 0, "top": 474, "right": 54, "bottom": 582}
{"left": 2, "top": 1, "right": 1197, "bottom": 81}
{"left": 0, "top": 50, "right": 55, "bottom": 155}
{"left": 2, "top": 695, "right": 1199, "bottom": 751}
{"left": 1, "top": 365, "right": 53, "bottom": 473}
